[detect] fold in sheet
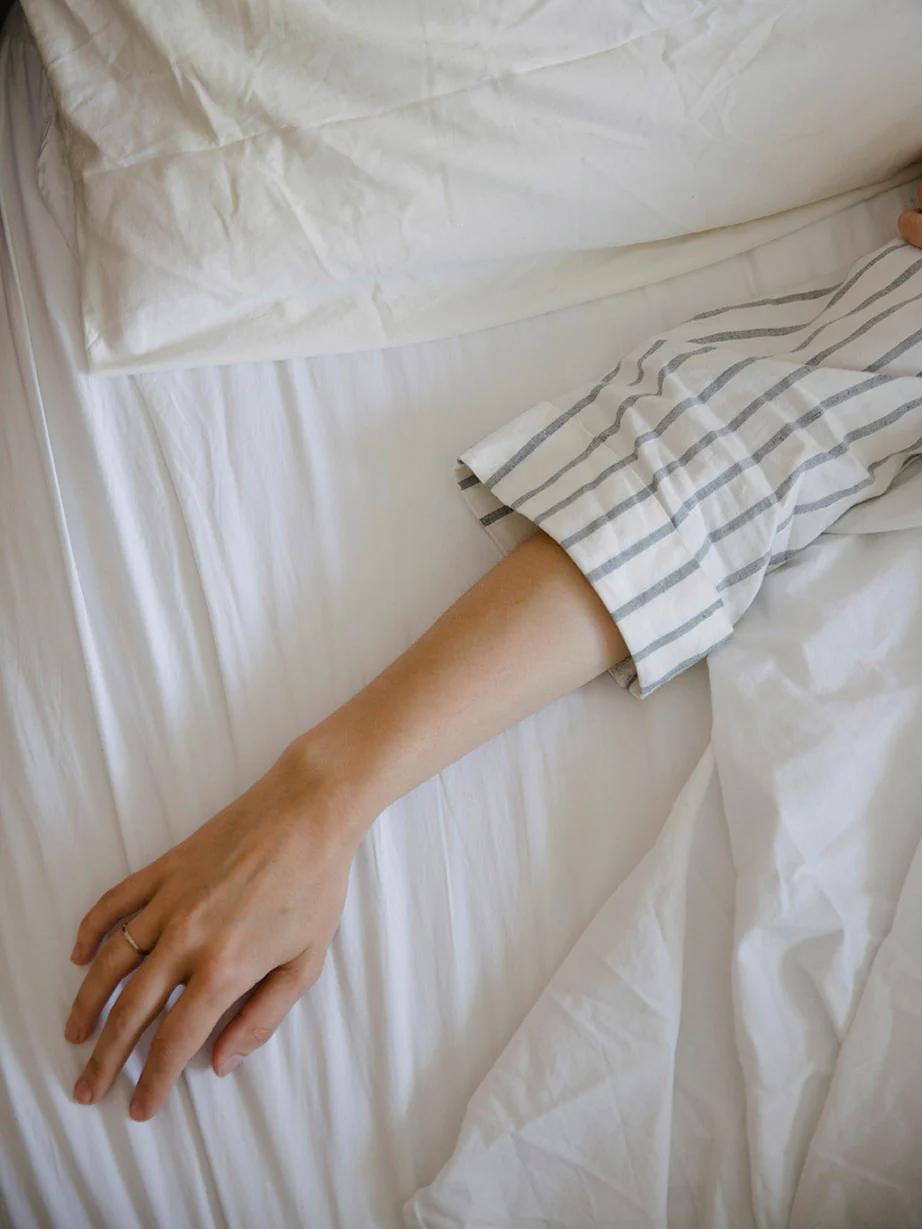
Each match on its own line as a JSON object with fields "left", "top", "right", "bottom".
{"left": 408, "top": 302, "right": 922, "bottom": 1224}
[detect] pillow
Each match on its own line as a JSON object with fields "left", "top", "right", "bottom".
{"left": 16, "top": 0, "right": 922, "bottom": 372}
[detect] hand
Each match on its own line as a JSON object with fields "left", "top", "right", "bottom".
{"left": 64, "top": 737, "right": 365, "bottom": 1121}
{"left": 899, "top": 183, "right": 922, "bottom": 249}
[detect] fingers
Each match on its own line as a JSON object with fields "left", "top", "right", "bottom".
{"left": 899, "top": 206, "right": 922, "bottom": 251}
{"left": 65, "top": 906, "right": 160, "bottom": 1045}
{"left": 129, "top": 964, "right": 242, "bottom": 1121}
{"left": 70, "top": 950, "right": 177, "bottom": 1107}
{"left": 71, "top": 862, "right": 165, "bottom": 964}
{"left": 210, "top": 955, "right": 317, "bottom": 1078}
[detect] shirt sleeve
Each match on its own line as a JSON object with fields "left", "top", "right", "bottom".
{"left": 455, "top": 238, "right": 922, "bottom": 698}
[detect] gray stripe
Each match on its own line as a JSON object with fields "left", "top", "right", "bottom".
{"left": 724, "top": 439, "right": 922, "bottom": 585}
{"left": 690, "top": 283, "right": 839, "bottom": 323}
{"left": 539, "top": 284, "right": 915, "bottom": 538}
{"left": 716, "top": 508, "right": 797, "bottom": 591}
{"left": 674, "top": 376, "right": 893, "bottom": 538}
{"left": 823, "top": 241, "right": 906, "bottom": 311}
{"left": 506, "top": 345, "right": 721, "bottom": 513}
{"left": 485, "top": 314, "right": 913, "bottom": 544}
{"left": 529, "top": 354, "right": 756, "bottom": 526}
{"left": 627, "top": 340, "right": 667, "bottom": 386}
{"left": 689, "top": 254, "right": 922, "bottom": 349}
{"left": 630, "top": 599, "right": 726, "bottom": 665}
{"left": 687, "top": 243, "right": 902, "bottom": 325}
{"left": 588, "top": 386, "right": 922, "bottom": 600}
{"left": 766, "top": 547, "right": 799, "bottom": 571}
{"left": 470, "top": 253, "right": 918, "bottom": 546}
{"left": 639, "top": 631, "right": 734, "bottom": 695}
{"left": 495, "top": 246, "right": 910, "bottom": 512}
{"left": 505, "top": 260, "right": 911, "bottom": 519}
{"left": 717, "top": 552, "right": 770, "bottom": 592}
{"left": 480, "top": 350, "right": 636, "bottom": 487}
{"left": 556, "top": 361, "right": 822, "bottom": 547}
{"left": 790, "top": 424, "right": 922, "bottom": 515}
{"left": 866, "top": 324, "right": 922, "bottom": 372}
{"left": 683, "top": 385, "right": 917, "bottom": 550}
{"left": 458, "top": 471, "right": 480, "bottom": 490}
{"left": 600, "top": 547, "right": 708, "bottom": 616}
{"left": 481, "top": 503, "right": 513, "bottom": 527}
{"left": 808, "top": 286, "right": 922, "bottom": 366}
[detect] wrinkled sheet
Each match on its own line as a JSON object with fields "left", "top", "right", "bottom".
{"left": 3, "top": 24, "right": 921, "bottom": 1229}
{"left": 14, "top": 0, "right": 922, "bottom": 372}
{"left": 406, "top": 332, "right": 922, "bottom": 1226}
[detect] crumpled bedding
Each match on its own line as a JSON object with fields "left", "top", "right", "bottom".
{"left": 405, "top": 440, "right": 922, "bottom": 1228}
{"left": 5, "top": 15, "right": 922, "bottom": 1228}
{"left": 14, "top": 0, "right": 922, "bottom": 372}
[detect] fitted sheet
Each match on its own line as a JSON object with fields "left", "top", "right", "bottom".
{"left": 1, "top": 24, "right": 918, "bottom": 1229}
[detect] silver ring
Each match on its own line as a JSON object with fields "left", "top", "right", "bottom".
{"left": 120, "top": 921, "right": 150, "bottom": 958}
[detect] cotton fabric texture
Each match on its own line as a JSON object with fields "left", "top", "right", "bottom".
{"left": 17, "top": 0, "right": 922, "bottom": 372}
{"left": 457, "top": 238, "right": 922, "bottom": 697}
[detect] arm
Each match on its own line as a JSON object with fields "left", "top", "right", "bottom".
{"left": 64, "top": 529, "right": 628, "bottom": 1120}
{"left": 457, "top": 220, "right": 922, "bottom": 699}
{"left": 65, "top": 194, "right": 922, "bottom": 1121}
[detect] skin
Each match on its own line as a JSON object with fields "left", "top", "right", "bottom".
{"left": 65, "top": 194, "right": 922, "bottom": 1122}
{"left": 899, "top": 184, "right": 922, "bottom": 248}
{"left": 65, "top": 528, "right": 627, "bottom": 1119}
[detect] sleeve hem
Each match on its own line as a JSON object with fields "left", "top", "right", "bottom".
{"left": 454, "top": 405, "right": 734, "bottom": 698}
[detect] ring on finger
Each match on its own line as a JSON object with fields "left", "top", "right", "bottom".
{"left": 120, "top": 920, "right": 152, "bottom": 958}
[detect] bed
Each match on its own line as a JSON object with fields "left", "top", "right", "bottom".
{"left": 2, "top": 4, "right": 922, "bottom": 1227}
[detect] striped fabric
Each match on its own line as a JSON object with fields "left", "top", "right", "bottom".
{"left": 456, "top": 239, "right": 922, "bottom": 698}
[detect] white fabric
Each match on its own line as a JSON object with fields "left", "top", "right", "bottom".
{"left": 3, "top": 25, "right": 922, "bottom": 1229}
{"left": 0, "top": 33, "right": 711, "bottom": 1229}
{"left": 14, "top": 0, "right": 922, "bottom": 373}
{"left": 456, "top": 238, "right": 922, "bottom": 696}
{"left": 407, "top": 455, "right": 922, "bottom": 1227}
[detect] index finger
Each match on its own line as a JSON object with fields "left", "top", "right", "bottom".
{"left": 128, "top": 968, "right": 238, "bottom": 1121}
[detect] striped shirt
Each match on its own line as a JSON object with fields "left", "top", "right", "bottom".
{"left": 456, "top": 239, "right": 922, "bottom": 698}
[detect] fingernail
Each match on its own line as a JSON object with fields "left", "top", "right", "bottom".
{"left": 74, "top": 1078, "right": 93, "bottom": 1105}
{"left": 217, "top": 1053, "right": 243, "bottom": 1077}
{"left": 64, "top": 1017, "right": 78, "bottom": 1043}
{"left": 70, "top": 944, "right": 82, "bottom": 963}
{"left": 129, "top": 1096, "right": 148, "bottom": 1121}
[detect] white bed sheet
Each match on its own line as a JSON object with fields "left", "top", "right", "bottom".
{"left": 1, "top": 25, "right": 918, "bottom": 1229}
{"left": 409, "top": 461, "right": 922, "bottom": 1228}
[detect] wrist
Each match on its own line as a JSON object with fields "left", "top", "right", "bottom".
{"left": 282, "top": 719, "right": 385, "bottom": 851}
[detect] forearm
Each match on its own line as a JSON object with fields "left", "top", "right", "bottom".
{"left": 297, "top": 529, "right": 627, "bottom": 843}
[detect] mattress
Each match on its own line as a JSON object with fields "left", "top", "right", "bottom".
{"left": 1, "top": 17, "right": 919, "bottom": 1229}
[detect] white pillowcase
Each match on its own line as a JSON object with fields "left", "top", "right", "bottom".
{"left": 15, "top": 0, "right": 922, "bottom": 372}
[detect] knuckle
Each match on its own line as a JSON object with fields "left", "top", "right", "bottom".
{"left": 83, "top": 1051, "right": 103, "bottom": 1080}
{"left": 146, "top": 1035, "right": 177, "bottom": 1079}
{"left": 97, "top": 885, "right": 123, "bottom": 913}
{"left": 105, "top": 1002, "right": 131, "bottom": 1039}
{"left": 198, "top": 948, "right": 240, "bottom": 991}
{"left": 96, "top": 934, "right": 124, "bottom": 973}
{"left": 160, "top": 912, "right": 200, "bottom": 953}
{"left": 106, "top": 991, "right": 142, "bottom": 1041}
